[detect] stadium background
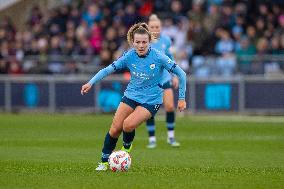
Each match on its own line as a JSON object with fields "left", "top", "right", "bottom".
{"left": 0, "top": 0, "right": 284, "bottom": 114}
{"left": 0, "top": 0, "right": 283, "bottom": 114}
{"left": 0, "top": 0, "right": 283, "bottom": 188}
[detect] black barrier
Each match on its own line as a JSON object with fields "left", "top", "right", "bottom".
{"left": 56, "top": 83, "right": 95, "bottom": 108}
{"left": 11, "top": 82, "right": 49, "bottom": 108}
{"left": 1, "top": 77, "right": 283, "bottom": 113}
{"left": 245, "top": 82, "right": 284, "bottom": 109}
{"left": 195, "top": 83, "right": 239, "bottom": 111}
{"left": 173, "top": 83, "right": 191, "bottom": 109}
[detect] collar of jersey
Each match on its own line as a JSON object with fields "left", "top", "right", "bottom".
{"left": 136, "top": 47, "right": 151, "bottom": 58}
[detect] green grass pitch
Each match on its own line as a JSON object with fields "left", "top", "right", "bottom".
{"left": 0, "top": 114, "right": 283, "bottom": 189}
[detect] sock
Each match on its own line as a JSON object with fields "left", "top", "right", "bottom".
{"left": 149, "top": 136, "right": 156, "bottom": 143}
{"left": 123, "top": 130, "right": 135, "bottom": 149}
{"left": 146, "top": 117, "right": 155, "bottom": 137}
{"left": 101, "top": 132, "right": 118, "bottom": 163}
{"left": 166, "top": 111, "right": 175, "bottom": 139}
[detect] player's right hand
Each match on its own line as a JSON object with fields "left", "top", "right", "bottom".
{"left": 81, "top": 83, "right": 92, "bottom": 95}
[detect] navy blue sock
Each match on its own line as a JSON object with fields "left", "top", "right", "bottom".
{"left": 123, "top": 130, "right": 135, "bottom": 149}
{"left": 166, "top": 111, "right": 175, "bottom": 131}
{"left": 146, "top": 117, "right": 155, "bottom": 137}
{"left": 101, "top": 132, "right": 118, "bottom": 162}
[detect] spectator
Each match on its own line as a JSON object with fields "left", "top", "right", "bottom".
{"left": 252, "top": 37, "right": 269, "bottom": 74}
{"left": 82, "top": 3, "right": 103, "bottom": 28}
{"left": 236, "top": 36, "right": 256, "bottom": 74}
{"left": 0, "top": 59, "right": 8, "bottom": 74}
{"left": 0, "top": 0, "right": 283, "bottom": 75}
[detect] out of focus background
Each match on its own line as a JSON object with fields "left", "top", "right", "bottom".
{"left": 0, "top": 0, "right": 283, "bottom": 114}
{"left": 0, "top": 1, "right": 284, "bottom": 188}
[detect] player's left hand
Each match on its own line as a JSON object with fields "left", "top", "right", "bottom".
{"left": 177, "top": 100, "right": 186, "bottom": 112}
{"left": 172, "top": 76, "right": 179, "bottom": 89}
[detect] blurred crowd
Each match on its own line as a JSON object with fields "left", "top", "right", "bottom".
{"left": 0, "top": 0, "right": 283, "bottom": 76}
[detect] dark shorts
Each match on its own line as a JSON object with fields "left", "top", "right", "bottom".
{"left": 121, "top": 96, "right": 161, "bottom": 117}
{"left": 159, "top": 80, "right": 172, "bottom": 89}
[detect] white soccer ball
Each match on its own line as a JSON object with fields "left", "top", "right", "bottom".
{"left": 108, "top": 150, "right": 131, "bottom": 172}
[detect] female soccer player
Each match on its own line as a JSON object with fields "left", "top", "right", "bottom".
{"left": 146, "top": 14, "right": 180, "bottom": 148}
{"left": 81, "top": 23, "right": 187, "bottom": 171}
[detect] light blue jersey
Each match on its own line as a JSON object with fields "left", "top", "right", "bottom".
{"left": 151, "top": 34, "right": 173, "bottom": 85}
{"left": 88, "top": 47, "right": 186, "bottom": 105}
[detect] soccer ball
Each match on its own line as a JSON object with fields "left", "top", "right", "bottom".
{"left": 108, "top": 150, "right": 131, "bottom": 172}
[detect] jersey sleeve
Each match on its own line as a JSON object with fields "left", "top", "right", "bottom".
{"left": 87, "top": 51, "right": 128, "bottom": 85}
{"left": 160, "top": 54, "right": 187, "bottom": 100}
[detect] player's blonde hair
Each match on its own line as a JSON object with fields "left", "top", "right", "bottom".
{"left": 127, "top": 22, "right": 153, "bottom": 46}
{"left": 148, "top": 14, "right": 161, "bottom": 22}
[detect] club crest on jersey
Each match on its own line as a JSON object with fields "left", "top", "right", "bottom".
{"left": 150, "top": 63, "right": 155, "bottom": 69}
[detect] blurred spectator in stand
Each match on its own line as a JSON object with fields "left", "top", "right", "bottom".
{"left": 48, "top": 36, "right": 63, "bottom": 74}
{"left": 1, "top": 16, "right": 16, "bottom": 42}
{"left": 203, "top": 3, "right": 220, "bottom": 35}
{"left": 64, "top": 60, "right": 78, "bottom": 74}
{"left": 236, "top": 36, "right": 256, "bottom": 74}
{"left": 27, "top": 5, "right": 43, "bottom": 28}
{"left": 270, "top": 35, "right": 282, "bottom": 55}
{"left": 219, "top": 2, "right": 234, "bottom": 29}
{"left": 253, "top": 37, "right": 269, "bottom": 74}
{"left": 82, "top": 3, "right": 103, "bottom": 28}
{"left": 246, "top": 25, "right": 258, "bottom": 46}
{"left": 99, "top": 47, "right": 112, "bottom": 66}
{"left": 0, "top": 59, "right": 8, "bottom": 74}
{"left": 122, "top": 3, "right": 139, "bottom": 28}
{"left": 255, "top": 17, "right": 266, "bottom": 39}
{"left": 0, "top": 0, "right": 283, "bottom": 75}
{"left": 280, "top": 35, "right": 284, "bottom": 70}
{"left": 215, "top": 29, "right": 234, "bottom": 55}
{"left": 37, "top": 37, "right": 49, "bottom": 73}
{"left": 170, "top": 0, "right": 184, "bottom": 24}
{"left": 215, "top": 29, "right": 236, "bottom": 76}
{"left": 68, "top": 7, "right": 81, "bottom": 28}
{"left": 176, "top": 49, "right": 190, "bottom": 73}
{"left": 276, "top": 14, "right": 284, "bottom": 36}
{"left": 138, "top": 0, "right": 153, "bottom": 20}
{"left": 89, "top": 23, "right": 103, "bottom": 55}
{"left": 188, "top": 0, "right": 204, "bottom": 24}
{"left": 8, "top": 58, "right": 23, "bottom": 74}
{"left": 76, "top": 20, "right": 89, "bottom": 41}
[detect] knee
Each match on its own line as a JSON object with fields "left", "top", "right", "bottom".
{"left": 165, "top": 103, "right": 175, "bottom": 112}
{"left": 109, "top": 121, "right": 122, "bottom": 137}
{"left": 123, "top": 119, "right": 136, "bottom": 132}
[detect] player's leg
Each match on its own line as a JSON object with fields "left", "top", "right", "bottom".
{"left": 96, "top": 101, "right": 134, "bottom": 170}
{"left": 163, "top": 88, "right": 180, "bottom": 147}
{"left": 146, "top": 116, "right": 157, "bottom": 148}
{"left": 122, "top": 105, "right": 153, "bottom": 152}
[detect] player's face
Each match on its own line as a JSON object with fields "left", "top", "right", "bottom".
{"left": 133, "top": 33, "right": 150, "bottom": 56}
{"left": 148, "top": 20, "right": 161, "bottom": 39}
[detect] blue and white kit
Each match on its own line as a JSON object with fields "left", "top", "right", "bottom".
{"left": 87, "top": 47, "right": 186, "bottom": 105}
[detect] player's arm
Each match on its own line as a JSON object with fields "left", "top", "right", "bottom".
{"left": 81, "top": 53, "right": 128, "bottom": 95}
{"left": 161, "top": 55, "right": 187, "bottom": 111}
